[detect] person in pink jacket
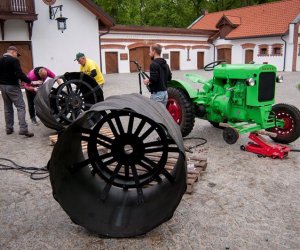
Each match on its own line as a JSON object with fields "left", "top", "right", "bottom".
{"left": 24, "top": 67, "right": 56, "bottom": 125}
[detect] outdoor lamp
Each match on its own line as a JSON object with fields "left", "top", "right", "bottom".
{"left": 49, "top": 5, "right": 68, "bottom": 33}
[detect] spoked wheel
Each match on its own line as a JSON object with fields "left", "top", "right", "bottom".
{"left": 267, "top": 103, "right": 300, "bottom": 144}
{"left": 35, "top": 72, "right": 103, "bottom": 131}
{"left": 81, "top": 110, "right": 174, "bottom": 192}
{"left": 167, "top": 87, "right": 195, "bottom": 137}
{"left": 223, "top": 127, "right": 239, "bottom": 144}
{"left": 48, "top": 93, "right": 187, "bottom": 238}
{"left": 50, "top": 73, "right": 103, "bottom": 124}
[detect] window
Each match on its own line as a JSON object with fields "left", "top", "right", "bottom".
{"left": 261, "top": 48, "right": 268, "bottom": 55}
{"left": 271, "top": 44, "right": 283, "bottom": 56}
{"left": 258, "top": 45, "right": 269, "bottom": 57}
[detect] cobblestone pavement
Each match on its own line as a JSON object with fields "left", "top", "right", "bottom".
{"left": 0, "top": 70, "right": 300, "bottom": 250}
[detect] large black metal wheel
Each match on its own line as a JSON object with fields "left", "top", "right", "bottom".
{"left": 34, "top": 72, "right": 103, "bottom": 131}
{"left": 267, "top": 103, "right": 300, "bottom": 144}
{"left": 167, "top": 87, "right": 195, "bottom": 137}
{"left": 49, "top": 93, "right": 187, "bottom": 238}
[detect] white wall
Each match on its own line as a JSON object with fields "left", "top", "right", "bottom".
{"left": 32, "top": 0, "right": 100, "bottom": 75}
{"left": 100, "top": 32, "right": 212, "bottom": 74}
{"left": 2, "top": 0, "right": 101, "bottom": 76}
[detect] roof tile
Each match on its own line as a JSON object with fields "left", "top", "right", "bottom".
{"left": 190, "top": 0, "right": 300, "bottom": 39}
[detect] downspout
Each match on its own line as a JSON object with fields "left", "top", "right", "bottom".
{"left": 209, "top": 40, "right": 216, "bottom": 61}
{"left": 99, "top": 28, "right": 111, "bottom": 72}
{"left": 281, "top": 34, "right": 287, "bottom": 72}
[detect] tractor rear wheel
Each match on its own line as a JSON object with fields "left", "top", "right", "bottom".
{"left": 167, "top": 87, "right": 195, "bottom": 137}
{"left": 267, "top": 103, "right": 300, "bottom": 144}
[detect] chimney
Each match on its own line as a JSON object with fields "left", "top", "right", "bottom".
{"left": 204, "top": 10, "right": 208, "bottom": 15}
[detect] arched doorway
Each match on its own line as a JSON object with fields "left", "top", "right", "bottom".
{"left": 129, "top": 46, "right": 151, "bottom": 72}
{"left": 217, "top": 48, "right": 231, "bottom": 64}
{"left": 245, "top": 50, "right": 254, "bottom": 64}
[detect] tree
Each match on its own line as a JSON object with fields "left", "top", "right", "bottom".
{"left": 93, "top": 0, "right": 277, "bottom": 28}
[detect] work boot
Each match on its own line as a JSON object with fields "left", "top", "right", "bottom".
{"left": 19, "top": 131, "right": 34, "bottom": 137}
{"left": 31, "top": 117, "right": 39, "bottom": 126}
{"left": 6, "top": 129, "right": 14, "bottom": 135}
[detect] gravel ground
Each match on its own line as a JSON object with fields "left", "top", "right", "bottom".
{"left": 0, "top": 70, "right": 300, "bottom": 250}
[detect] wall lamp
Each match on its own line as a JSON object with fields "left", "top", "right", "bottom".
{"left": 49, "top": 5, "right": 68, "bottom": 33}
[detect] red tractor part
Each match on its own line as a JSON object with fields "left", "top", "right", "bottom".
{"left": 241, "top": 133, "right": 290, "bottom": 159}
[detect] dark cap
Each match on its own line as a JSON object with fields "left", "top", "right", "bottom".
{"left": 74, "top": 52, "right": 85, "bottom": 61}
{"left": 7, "top": 46, "right": 21, "bottom": 56}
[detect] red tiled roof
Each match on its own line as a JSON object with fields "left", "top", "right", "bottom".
{"left": 190, "top": 0, "right": 300, "bottom": 39}
{"left": 216, "top": 15, "right": 241, "bottom": 28}
{"left": 103, "top": 25, "right": 215, "bottom": 36}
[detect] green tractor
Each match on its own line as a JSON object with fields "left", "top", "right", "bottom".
{"left": 167, "top": 61, "right": 300, "bottom": 144}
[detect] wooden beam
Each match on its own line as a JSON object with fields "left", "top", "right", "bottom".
{"left": 25, "top": 21, "right": 34, "bottom": 40}
{"left": 0, "top": 20, "right": 5, "bottom": 40}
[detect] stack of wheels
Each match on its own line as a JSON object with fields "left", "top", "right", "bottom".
{"left": 48, "top": 93, "right": 187, "bottom": 238}
{"left": 34, "top": 72, "right": 104, "bottom": 131}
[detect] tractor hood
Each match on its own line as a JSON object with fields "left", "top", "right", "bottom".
{"left": 213, "top": 64, "right": 277, "bottom": 79}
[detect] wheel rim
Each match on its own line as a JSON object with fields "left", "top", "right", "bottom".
{"left": 271, "top": 112, "right": 295, "bottom": 136}
{"left": 82, "top": 110, "right": 170, "bottom": 189}
{"left": 51, "top": 79, "right": 96, "bottom": 124}
{"left": 167, "top": 97, "right": 182, "bottom": 124}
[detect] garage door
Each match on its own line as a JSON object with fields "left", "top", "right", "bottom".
{"left": 105, "top": 52, "right": 118, "bottom": 74}
{"left": 170, "top": 51, "right": 180, "bottom": 70}
{"left": 197, "top": 52, "right": 204, "bottom": 69}
{"left": 217, "top": 48, "right": 231, "bottom": 64}
{"left": 245, "top": 50, "right": 254, "bottom": 64}
{"left": 0, "top": 41, "right": 33, "bottom": 74}
{"left": 129, "top": 47, "right": 151, "bottom": 72}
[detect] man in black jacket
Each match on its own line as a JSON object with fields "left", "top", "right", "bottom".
{"left": 0, "top": 46, "right": 34, "bottom": 137}
{"left": 143, "top": 44, "right": 172, "bottom": 106}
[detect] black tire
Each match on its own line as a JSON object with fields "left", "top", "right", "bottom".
{"left": 167, "top": 87, "right": 195, "bottom": 137}
{"left": 223, "top": 127, "right": 239, "bottom": 144}
{"left": 267, "top": 103, "right": 300, "bottom": 144}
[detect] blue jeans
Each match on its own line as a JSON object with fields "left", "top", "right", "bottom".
{"left": 150, "top": 91, "right": 168, "bottom": 106}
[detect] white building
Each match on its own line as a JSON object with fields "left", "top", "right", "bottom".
{"left": 99, "top": 25, "right": 214, "bottom": 74}
{"left": 100, "top": 0, "right": 300, "bottom": 73}
{"left": 189, "top": 0, "right": 300, "bottom": 72}
{"left": 0, "top": 0, "right": 114, "bottom": 75}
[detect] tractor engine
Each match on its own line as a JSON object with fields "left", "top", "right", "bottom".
{"left": 201, "top": 64, "right": 277, "bottom": 125}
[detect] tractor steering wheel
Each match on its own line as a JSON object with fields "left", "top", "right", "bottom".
{"left": 204, "top": 60, "right": 225, "bottom": 71}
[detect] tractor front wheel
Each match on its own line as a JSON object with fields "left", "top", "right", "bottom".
{"left": 267, "top": 103, "right": 300, "bottom": 144}
{"left": 167, "top": 87, "right": 195, "bottom": 137}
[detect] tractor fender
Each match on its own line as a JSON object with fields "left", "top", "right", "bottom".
{"left": 168, "top": 80, "right": 198, "bottom": 99}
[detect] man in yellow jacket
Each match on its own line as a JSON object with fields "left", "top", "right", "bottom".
{"left": 74, "top": 52, "right": 105, "bottom": 89}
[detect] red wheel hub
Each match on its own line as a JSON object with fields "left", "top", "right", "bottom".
{"left": 272, "top": 112, "right": 295, "bottom": 135}
{"left": 167, "top": 98, "right": 182, "bottom": 124}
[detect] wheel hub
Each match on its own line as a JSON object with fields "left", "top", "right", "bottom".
{"left": 111, "top": 134, "right": 145, "bottom": 166}
{"left": 68, "top": 94, "right": 83, "bottom": 109}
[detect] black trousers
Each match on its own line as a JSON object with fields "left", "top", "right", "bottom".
{"left": 25, "top": 89, "right": 36, "bottom": 119}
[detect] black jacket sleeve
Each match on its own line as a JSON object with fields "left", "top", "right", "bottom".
{"left": 90, "top": 69, "right": 97, "bottom": 77}
{"left": 13, "top": 59, "right": 31, "bottom": 83}
{"left": 149, "top": 63, "right": 160, "bottom": 84}
{"left": 167, "top": 65, "right": 172, "bottom": 81}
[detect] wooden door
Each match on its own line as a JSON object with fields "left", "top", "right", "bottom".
{"left": 105, "top": 52, "right": 118, "bottom": 74}
{"left": 197, "top": 52, "right": 204, "bottom": 69}
{"left": 217, "top": 48, "right": 231, "bottom": 64}
{"left": 245, "top": 50, "right": 254, "bottom": 64}
{"left": 129, "top": 47, "right": 150, "bottom": 72}
{"left": 170, "top": 51, "right": 180, "bottom": 70}
{"left": 0, "top": 41, "right": 33, "bottom": 74}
